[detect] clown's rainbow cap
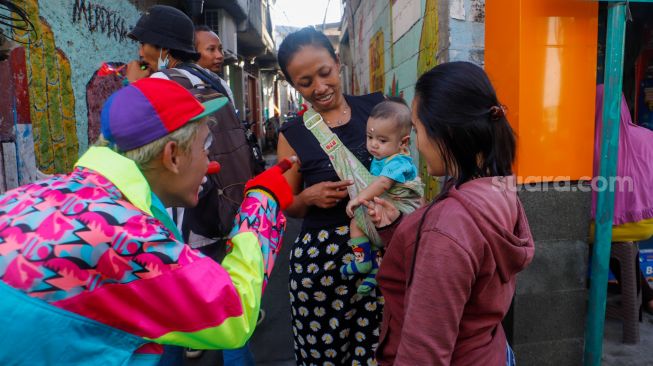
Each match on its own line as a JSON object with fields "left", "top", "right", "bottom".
{"left": 101, "top": 78, "right": 227, "bottom": 151}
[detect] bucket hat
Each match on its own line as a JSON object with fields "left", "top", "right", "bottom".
{"left": 128, "top": 5, "right": 199, "bottom": 59}
{"left": 101, "top": 78, "right": 228, "bottom": 152}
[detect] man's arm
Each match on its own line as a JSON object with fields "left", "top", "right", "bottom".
{"left": 54, "top": 162, "right": 294, "bottom": 350}
{"left": 51, "top": 232, "right": 265, "bottom": 349}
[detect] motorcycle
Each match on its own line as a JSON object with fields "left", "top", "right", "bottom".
{"left": 242, "top": 120, "right": 266, "bottom": 174}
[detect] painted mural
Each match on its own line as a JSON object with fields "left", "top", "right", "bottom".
{"left": 7, "top": 0, "right": 139, "bottom": 175}
{"left": 418, "top": 0, "right": 439, "bottom": 77}
{"left": 369, "top": 30, "right": 385, "bottom": 93}
{"left": 13, "top": 0, "right": 78, "bottom": 173}
{"left": 85, "top": 62, "right": 125, "bottom": 145}
{"left": 348, "top": 0, "right": 442, "bottom": 198}
{"left": 388, "top": 74, "right": 402, "bottom": 98}
{"left": 348, "top": 0, "right": 486, "bottom": 98}
{"left": 349, "top": 0, "right": 429, "bottom": 102}
{"left": 417, "top": 0, "right": 441, "bottom": 200}
{"left": 0, "top": 47, "right": 38, "bottom": 192}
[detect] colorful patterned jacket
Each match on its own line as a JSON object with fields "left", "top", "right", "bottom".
{"left": 0, "top": 147, "right": 285, "bottom": 366}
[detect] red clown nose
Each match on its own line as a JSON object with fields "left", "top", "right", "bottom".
{"left": 206, "top": 161, "right": 221, "bottom": 174}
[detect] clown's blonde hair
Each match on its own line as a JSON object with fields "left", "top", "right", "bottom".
{"left": 94, "top": 118, "right": 205, "bottom": 168}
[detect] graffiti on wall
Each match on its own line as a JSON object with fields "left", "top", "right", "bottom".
{"left": 418, "top": 0, "right": 441, "bottom": 200}
{"left": 13, "top": 0, "right": 79, "bottom": 174}
{"left": 0, "top": 47, "right": 40, "bottom": 191}
{"left": 369, "top": 30, "right": 385, "bottom": 93}
{"left": 417, "top": 0, "right": 439, "bottom": 77}
{"left": 7, "top": 0, "right": 140, "bottom": 174}
{"left": 86, "top": 62, "right": 125, "bottom": 145}
{"left": 72, "top": 0, "right": 130, "bottom": 42}
{"left": 388, "top": 74, "right": 403, "bottom": 98}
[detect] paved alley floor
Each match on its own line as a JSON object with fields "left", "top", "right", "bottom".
{"left": 603, "top": 308, "right": 653, "bottom": 365}
{"left": 248, "top": 217, "right": 300, "bottom": 365}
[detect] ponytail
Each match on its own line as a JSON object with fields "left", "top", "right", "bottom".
{"left": 414, "top": 61, "right": 517, "bottom": 195}
{"left": 484, "top": 111, "right": 515, "bottom": 177}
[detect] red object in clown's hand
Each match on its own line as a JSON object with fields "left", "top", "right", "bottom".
{"left": 206, "top": 161, "right": 221, "bottom": 174}
{"left": 97, "top": 62, "right": 125, "bottom": 77}
{"left": 275, "top": 158, "right": 294, "bottom": 172}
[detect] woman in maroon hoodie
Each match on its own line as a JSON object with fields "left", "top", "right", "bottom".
{"left": 364, "top": 62, "right": 535, "bottom": 365}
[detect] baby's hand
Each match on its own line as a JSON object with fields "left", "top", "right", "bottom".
{"left": 346, "top": 198, "right": 361, "bottom": 218}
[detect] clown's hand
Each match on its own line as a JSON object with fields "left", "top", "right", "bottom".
{"left": 230, "top": 156, "right": 296, "bottom": 237}
{"left": 228, "top": 157, "right": 297, "bottom": 291}
{"left": 244, "top": 157, "right": 296, "bottom": 210}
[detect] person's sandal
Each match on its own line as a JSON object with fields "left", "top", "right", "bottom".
{"left": 185, "top": 348, "right": 203, "bottom": 359}
{"left": 257, "top": 309, "right": 266, "bottom": 327}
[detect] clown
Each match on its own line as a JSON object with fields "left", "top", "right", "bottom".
{"left": 0, "top": 79, "right": 294, "bottom": 366}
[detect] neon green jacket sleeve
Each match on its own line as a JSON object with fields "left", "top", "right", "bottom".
{"left": 155, "top": 189, "right": 285, "bottom": 349}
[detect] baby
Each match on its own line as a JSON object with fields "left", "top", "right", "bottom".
{"left": 341, "top": 99, "right": 418, "bottom": 295}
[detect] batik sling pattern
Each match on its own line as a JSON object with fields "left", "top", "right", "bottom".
{"left": 302, "top": 109, "right": 424, "bottom": 247}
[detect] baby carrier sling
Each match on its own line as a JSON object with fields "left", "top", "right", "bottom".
{"left": 302, "top": 109, "right": 424, "bottom": 246}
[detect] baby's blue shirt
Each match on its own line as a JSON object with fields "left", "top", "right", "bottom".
{"left": 370, "top": 153, "right": 418, "bottom": 183}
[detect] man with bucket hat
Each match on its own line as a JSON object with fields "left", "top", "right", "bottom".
{"left": 0, "top": 78, "right": 294, "bottom": 366}
{"left": 122, "top": 5, "right": 198, "bottom": 81}
{"left": 124, "top": 4, "right": 231, "bottom": 102}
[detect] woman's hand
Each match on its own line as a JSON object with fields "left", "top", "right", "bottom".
{"left": 361, "top": 197, "right": 400, "bottom": 228}
{"left": 301, "top": 180, "right": 352, "bottom": 209}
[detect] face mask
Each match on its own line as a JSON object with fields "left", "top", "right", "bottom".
{"left": 157, "top": 49, "right": 170, "bottom": 70}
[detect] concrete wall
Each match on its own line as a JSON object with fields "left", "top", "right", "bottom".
{"left": 448, "top": 0, "right": 485, "bottom": 64}
{"left": 512, "top": 185, "right": 591, "bottom": 365}
{"left": 348, "top": 0, "right": 424, "bottom": 100}
{"left": 346, "top": 0, "right": 484, "bottom": 101}
{"left": 1, "top": 0, "right": 140, "bottom": 176}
